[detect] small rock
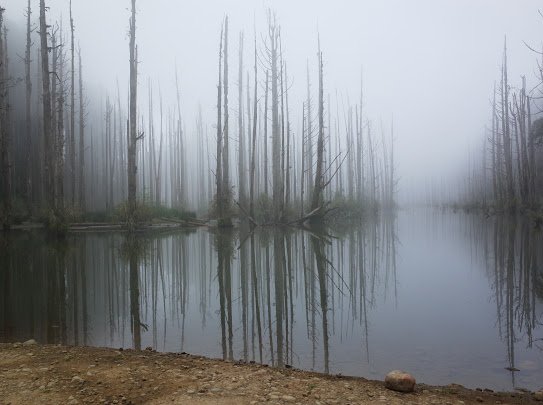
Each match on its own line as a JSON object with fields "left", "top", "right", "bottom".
{"left": 475, "top": 397, "right": 483, "bottom": 403}
{"left": 186, "top": 390, "right": 196, "bottom": 394}
{"left": 23, "top": 339, "right": 37, "bottom": 346}
{"left": 534, "top": 391, "right": 543, "bottom": 401}
{"left": 282, "top": 395, "right": 296, "bottom": 402}
{"left": 384, "top": 370, "right": 416, "bottom": 393}
{"left": 71, "top": 376, "right": 85, "bottom": 384}
{"left": 210, "top": 388, "right": 222, "bottom": 393}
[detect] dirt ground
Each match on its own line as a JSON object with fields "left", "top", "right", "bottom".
{"left": 0, "top": 343, "right": 541, "bottom": 405}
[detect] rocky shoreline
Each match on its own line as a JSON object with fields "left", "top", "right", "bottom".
{"left": 0, "top": 342, "right": 541, "bottom": 404}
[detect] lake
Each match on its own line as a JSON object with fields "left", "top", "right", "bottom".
{"left": 1, "top": 209, "right": 541, "bottom": 392}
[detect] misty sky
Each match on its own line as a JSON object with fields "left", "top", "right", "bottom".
{"left": 3, "top": 0, "right": 542, "bottom": 199}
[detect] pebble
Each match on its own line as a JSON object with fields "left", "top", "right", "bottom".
{"left": 71, "top": 376, "right": 85, "bottom": 383}
{"left": 23, "top": 339, "right": 37, "bottom": 346}
{"left": 281, "top": 395, "right": 295, "bottom": 402}
{"left": 210, "top": 387, "right": 222, "bottom": 393}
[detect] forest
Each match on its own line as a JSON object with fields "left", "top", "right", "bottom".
{"left": 433, "top": 42, "right": 543, "bottom": 213}
{"left": 0, "top": 0, "right": 397, "bottom": 233}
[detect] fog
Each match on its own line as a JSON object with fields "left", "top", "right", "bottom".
{"left": 2, "top": 0, "right": 542, "bottom": 203}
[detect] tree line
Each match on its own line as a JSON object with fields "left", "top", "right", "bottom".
{"left": 460, "top": 39, "right": 543, "bottom": 211}
{"left": 0, "top": 1, "right": 396, "bottom": 231}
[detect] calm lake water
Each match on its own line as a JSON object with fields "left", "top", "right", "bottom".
{"left": 1, "top": 209, "right": 542, "bottom": 392}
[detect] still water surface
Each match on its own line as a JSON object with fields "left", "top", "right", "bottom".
{"left": 1, "top": 210, "right": 542, "bottom": 391}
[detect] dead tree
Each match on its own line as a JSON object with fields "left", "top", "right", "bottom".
{"left": 310, "top": 39, "right": 325, "bottom": 213}
{"left": 69, "top": 0, "right": 76, "bottom": 207}
{"left": 0, "top": 6, "right": 11, "bottom": 229}
{"left": 357, "top": 70, "right": 364, "bottom": 202}
{"left": 263, "top": 70, "right": 269, "bottom": 197}
{"left": 25, "top": 0, "right": 32, "bottom": 214}
{"left": 127, "top": 0, "right": 138, "bottom": 226}
{"left": 222, "top": 16, "right": 230, "bottom": 215}
{"left": 78, "top": 47, "right": 85, "bottom": 211}
{"left": 268, "top": 12, "right": 282, "bottom": 222}
{"left": 238, "top": 32, "right": 246, "bottom": 209}
{"left": 54, "top": 34, "right": 65, "bottom": 214}
{"left": 249, "top": 34, "right": 258, "bottom": 220}
{"left": 215, "top": 22, "right": 224, "bottom": 220}
{"left": 39, "top": 0, "right": 54, "bottom": 214}
{"left": 501, "top": 39, "right": 515, "bottom": 204}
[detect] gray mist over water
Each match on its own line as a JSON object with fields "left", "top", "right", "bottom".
{"left": 2, "top": 0, "right": 542, "bottom": 202}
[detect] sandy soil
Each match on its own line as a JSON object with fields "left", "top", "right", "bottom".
{"left": 0, "top": 343, "right": 541, "bottom": 405}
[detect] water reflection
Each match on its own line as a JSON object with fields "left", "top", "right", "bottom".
{"left": 0, "top": 211, "right": 541, "bottom": 391}
{"left": 466, "top": 214, "right": 543, "bottom": 388}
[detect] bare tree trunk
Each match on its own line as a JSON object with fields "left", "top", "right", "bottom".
{"left": 40, "top": 0, "right": 54, "bottom": 215}
{"left": 263, "top": 70, "right": 269, "bottom": 197}
{"left": 501, "top": 40, "right": 514, "bottom": 204}
{"left": 238, "top": 32, "right": 246, "bottom": 209}
{"left": 128, "top": 0, "right": 138, "bottom": 227}
{"left": 300, "top": 103, "right": 306, "bottom": 218}
{"left": 174, "top": 69, "right": 183, "bottom": 206}
{"left": 357, "top": 71, "right": 364, "bottom": 202}
{"left": 216, "top": 23, "right": 224, "bottom": 220}
{"left": 222, "top": 16, "right": 231, "bottom": 219}
{"left": 0, "top": 7, "right": 11, "bottom": 229}
{"left": 268, "top": 13, "right": 282, "bottom": 222}
{"left": 249, "top": 35, "right": 258, "bottom": 220}
{"left": 25, "top": 0, "right": 33, "bottom": 215}
{"left": 527, "top": 95, "right": 535, "bottom": 204}
{"left": 155, "top": 88, "right": 164, "bottom": 206}
{"left": 491, "top": 84, "right": 498, "bottom": 204}
{"left": 311, "top": 40, "right": 325, "bottom": 213}
{"left": 306, "top": 63, "right": 313, "bottom": 199}
{"left": 51, "top": 30, "right": 58, "bottom": 208}
{"left": 69, "top": 0, "right": 76, "bottom": 208}
{"left": 285, "top": 63, "right": 291, "bottom": 208}
{"left": 78, "top": 48, "right": 85, "bottom": 211}
{"left": 55, "top": 50, "right": 65, "bottom": 215}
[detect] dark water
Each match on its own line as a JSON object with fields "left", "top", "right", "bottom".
{"left": 1, "top": 210, "right": 542, "bottom": 392}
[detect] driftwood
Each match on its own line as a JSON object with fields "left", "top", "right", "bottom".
{"left": 159, "top": 217, "right": 207, "bottom": 227}
{"left": 235, "top": 200, "right": 259, "bottom": 227}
